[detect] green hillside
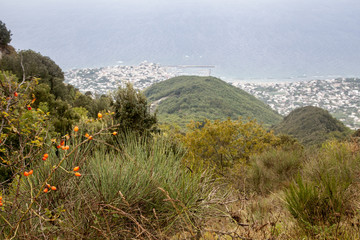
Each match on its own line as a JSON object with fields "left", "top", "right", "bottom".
{"left": 144, "top": 76, "right": 282, "bottom": 127}
{"left": 273, "top": 106, "right": 352, "bottom": 146}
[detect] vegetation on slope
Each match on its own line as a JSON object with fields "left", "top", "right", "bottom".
{"left": 0, "top": 50, "right": 112, "bottom": 134}
{"left": 144, "top": 76, "right": 282, "bottom": 127}
{"left": 3, "top": 20, "right": 360, "bottom": 239}
{"left": 273, "top": 106, "right": 352, "bottom": 146}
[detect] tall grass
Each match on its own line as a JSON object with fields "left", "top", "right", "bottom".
{"left": 246, "top": 148, "right": 303, "bottom": 195}
{"left": 285, "top": 140, "right": 360, "bottom": 237}
{"left": 84, "top": 134, "right": 213, "bottom": 230}
{"left": 2, "top": 132, "right": 217, "bottom": 239}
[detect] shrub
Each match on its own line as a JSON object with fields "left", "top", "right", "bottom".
{"left": 113, "top": 82, "right": 157, "bottom": 135}
{"left": 180, "top": 118, "right": 279, "bottom": 174}
{"left": 247, "top": 148, "right": 303, "bottom": 195}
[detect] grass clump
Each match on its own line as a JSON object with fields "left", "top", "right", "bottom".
{"left": 247, "top": 148, "right": 303, "bottom": 195}
{"left": 85, "top": 134, "right": 214, "bottom": 231}
{"left": 284, "top": 140, "right": 360, "bottom": 237}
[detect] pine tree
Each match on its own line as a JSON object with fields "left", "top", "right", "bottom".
{"left": 0, "top": 20, "right": 12, "bottom": 46}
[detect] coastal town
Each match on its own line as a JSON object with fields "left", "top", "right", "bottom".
{"left": 65, "top": 61, "right": 176, "bottom": 94}
{"left": 233, "top": 78, "right": 360, "bottom": 129}
{"left": 65, "top": 63, "right": 360, "bottom": 129}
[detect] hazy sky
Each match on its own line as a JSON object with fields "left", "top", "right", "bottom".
{"left": 1, "top": 0, "right": 360, "bottom": 78}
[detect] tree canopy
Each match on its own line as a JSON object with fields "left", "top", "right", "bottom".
{"left": 113, "top": 82, "right": 157, "bottom": 135}
{"left": 0, "top": 20, "right": 12, "bottom": 46}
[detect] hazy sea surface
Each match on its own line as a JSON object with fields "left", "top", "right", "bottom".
{"left": 2, "top": 0, "right": 360, "bottom": 79}
{"left": 226, "top": 75, "right": 355, "bottom": 84}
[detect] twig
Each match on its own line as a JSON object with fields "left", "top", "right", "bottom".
{"left": 102, "top": 204, "right": 155, "bottom": 239}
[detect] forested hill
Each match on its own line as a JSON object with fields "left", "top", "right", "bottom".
{"left": 273, "top": 106, "right": 352, "bottom": 146}
{"left": 144, "top": 76, "right": 282, "bottom": 127}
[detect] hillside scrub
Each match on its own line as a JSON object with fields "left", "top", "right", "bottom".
{"left": 247, "top": 148, "right": 304, "bottom": 195}
{"left": 283, "top": 140, "right": 360, "bottom": 237}
{"left": 2, "top": 27, "right": 360, "bottom": 238}
{"left": 144, "top": 76, "right": 283, "bottom": 128}
{"left": 179, "top": 118, "right": 279, "bottom": 174}
{"left": 273, "top": 106, "right": 352, "bottom": 146}
{"left": 1, "top": 128, "right": 219, "bottom": 239}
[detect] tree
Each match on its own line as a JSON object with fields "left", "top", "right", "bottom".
{"left": 113, "top": 82, "right": 157, "bottom": 135}
{"left": 0, "top": 20, "right": 12, "bottom": 46}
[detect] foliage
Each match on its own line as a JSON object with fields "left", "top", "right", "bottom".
{"left": 0, "top": 20, "right": 12, "bottom": 46}
{"left": 180, "top": 118, "right": 279, "bottom": 173}
{"left": 144, "top": 76, "right": 282, "bottom": 128}
{"left": 0, "top": 50, "right": 111, "bottom": 134}
{"left": 0, "top": 71, "right": 49, "bottom": 182}
{"left": 113, "top": 82, "right": 157, "bottom": 135}
{"left": 2, "top": 33, "right": 360, "bottom": 239}
{"left": 273, "top": 106, "right": 352, "bottom": 146}
{"left": 1, "top": 129, "right": 217, "bottom": 239}
{"left": 247, "top": 148, "right": 303, "bottom": 195}
{"left": 284, "top": 140, "right": 360, "bottom": 236}
{"left": 0, "top": 50, "right": 64, "bottom": 86}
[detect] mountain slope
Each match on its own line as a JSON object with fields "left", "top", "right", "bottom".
{"left": 144, "top": 76, "right": 282, "bottom": 127}
{"left": 273, "top": 106, "right": 351, "bottom": 146}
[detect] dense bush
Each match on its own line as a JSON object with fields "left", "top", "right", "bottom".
{"left": 180, "top": 118, "right": 279, "bottom": 174}
{"left": 113, "top": 82, "right": 157, "bottom": 135}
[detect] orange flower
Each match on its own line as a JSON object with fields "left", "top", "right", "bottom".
{"left": 74, "top": 172, "right": 82, "bottom": 177}
{"left": 46, "top": 184, "right": 51, "bottom": 188}
{"left": 43, "top": 188, "right": 49, "bottom": 193}
{"left": 0, "top": 202, "right": 3, "bottom": 206}
{"left": 85, "top": 133, "right": 90, "bottom": 138}
{"left": 60, "top": 140, "right": 65, "bottom": 146}
{"left": 98, "top": 112, "right": 103, "bottom": 119}
{"left": 43, "top": 153, "right": 49, "bottom": 158}
{"left": 27, "top": 105, "right": 32, "bottom": 110}
{"left": 73, "top": 166, "right": 80, "bottom": 172}
{"left": 56, "top": 145, "right": 61, "bottom": 149}
{"left": 51, "top": 186, "right": 57, "bottom": 191}
{"left": 28, "top": 170, "right": 33, "bottom": 175}
{"left": 74, "top": 126, "right": 79, "bottom": 132}
{"left": 64, "top": 145, "right": 70, "bottom": 150}
{"left": 14, "top": 92, "right": 18, "bottom": 97}
{"left": 42, "top": 157, "right": 47, "bottom": 161}
{"left": 112, "top": 132, "right": 118, "bottom": 136}
{"left": 88, "top": 136, "right": 93, "bottom": 140}
{"left": 23, "top": 171, "right": 29, "bottom": 177}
